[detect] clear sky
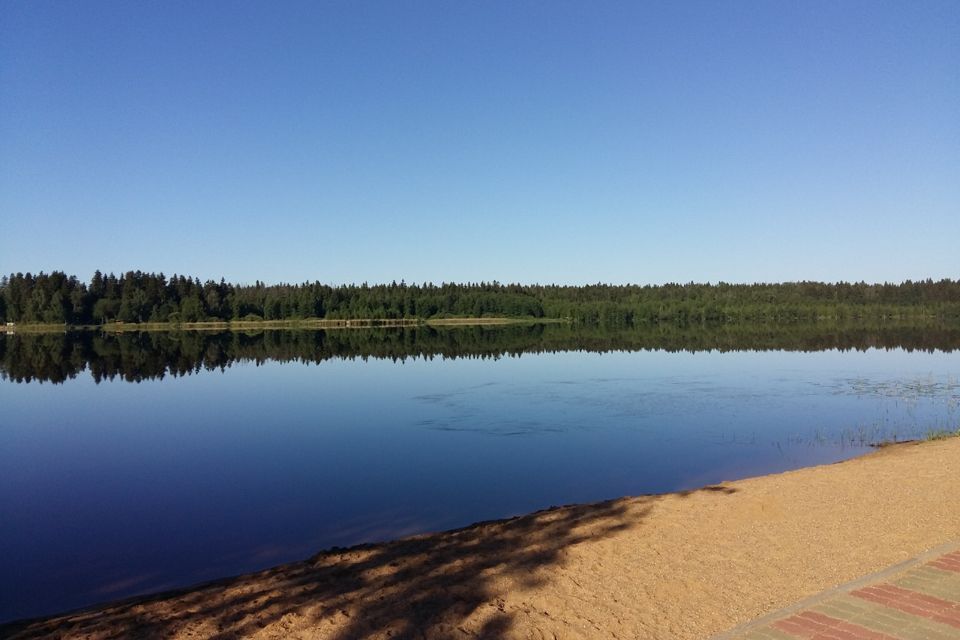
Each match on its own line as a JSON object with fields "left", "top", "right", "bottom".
{"left": 1, "top": 1, "right": 957, "bottom": 286}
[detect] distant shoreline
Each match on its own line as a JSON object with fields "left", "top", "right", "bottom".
{"left": 5, "top": 272, "right": 959, "bottom": 333}
{"left": 3, "top": 317, "right": 564, "bottom": 334}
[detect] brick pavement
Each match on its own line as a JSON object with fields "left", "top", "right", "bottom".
{"left": 717, "top": 547, "right": 960, "bottom": 640}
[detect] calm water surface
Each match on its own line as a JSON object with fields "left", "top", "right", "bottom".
{"left": 1, "top": 331, "right": 958, "bottom": 621}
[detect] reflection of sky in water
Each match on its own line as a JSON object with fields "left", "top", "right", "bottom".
{"left": 1, "top": 348, "right": 958, "bottom": 621}
{"left": 410, "top": 352, "right": 958, "bottom": 444}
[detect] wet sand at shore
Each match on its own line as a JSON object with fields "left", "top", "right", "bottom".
{"left": 5, "top": 438, "right": 959, "bottom": 639}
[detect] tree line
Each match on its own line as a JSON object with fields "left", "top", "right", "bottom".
{"left": 2, "top": 270, "right": 959, "bottom": 327}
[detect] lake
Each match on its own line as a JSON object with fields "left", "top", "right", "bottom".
{"left": 1, "top": 325, "right": 958, "bottom": 622}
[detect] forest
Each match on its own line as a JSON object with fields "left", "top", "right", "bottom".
{"left": 2, "top": 270, "right": 959, "bottom": 327}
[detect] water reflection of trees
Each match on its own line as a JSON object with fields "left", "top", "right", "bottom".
{"left": 2, "top": 321, "right": 958, "bottom": 384}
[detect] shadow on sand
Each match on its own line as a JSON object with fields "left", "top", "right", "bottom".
{"left": 4, "top": 486, "right": 738, "bottom": 639}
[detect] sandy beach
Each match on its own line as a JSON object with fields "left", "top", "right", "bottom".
{"left": 4, "top": 437, "right": 959, "bottom": 640}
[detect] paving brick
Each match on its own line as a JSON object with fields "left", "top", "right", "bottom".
{"left": 770, "top": 611, "right": 901, "bottom": 640}
{"left": 852, "top": 584, "right": 960, "bottom": 628}
{"left": 723, "top": 548, "right": 960, "bottom": 640}
{"left": 741, "top": 628, "right": 797, "bottom": 640}
{"left": 895, "top": 568, "right": 960, "bottom": 604}
{"left": 931, "top": 557, "right": 960, "bottom": 574}
{"left": 814, "top": 594, "right": 960, "bottom": 640}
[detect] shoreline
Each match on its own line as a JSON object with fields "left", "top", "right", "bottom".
{"left": 4, "top": 437, "right": 959, "bottom": 639}
{"left": 2, "top": 317, "right": 562, "bottom": 334}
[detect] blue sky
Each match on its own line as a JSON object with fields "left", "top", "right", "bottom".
{"left": 1, "top": 1, "right": 957, "bottom": 285}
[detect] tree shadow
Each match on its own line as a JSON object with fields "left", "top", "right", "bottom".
{"left": 4, "top": 485, "right": 738, "bottom": 639}
{"left": 676, "top": 484, "right": 738, "bottom": 497}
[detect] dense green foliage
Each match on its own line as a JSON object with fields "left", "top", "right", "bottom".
{"left": 3, "top": 321, "right": 958, "bottom": 384}
{"left": 2, "top": 271, "right": 959, "bottom": 326}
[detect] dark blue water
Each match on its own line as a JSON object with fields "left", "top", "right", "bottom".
{"left": 1, "top": 346, "right": 958, "bottom": 622}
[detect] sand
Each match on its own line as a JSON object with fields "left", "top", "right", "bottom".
{"left": 5, "top": 438, "right": 959, "bottom": 639}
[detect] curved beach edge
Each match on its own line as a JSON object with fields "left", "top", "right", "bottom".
{"left": 5, "top": 438, "right": 959, "bottom": 639}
